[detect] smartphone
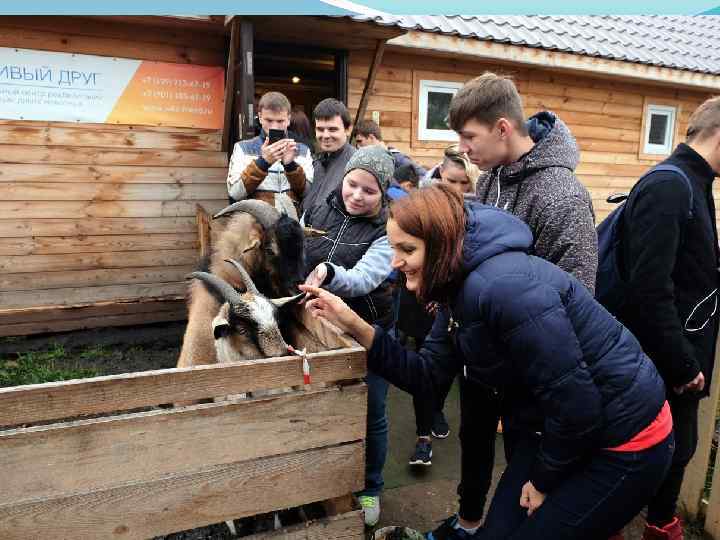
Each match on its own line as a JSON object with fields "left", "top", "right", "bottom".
{"left": 268, "top": 128, "right": 286, "bottom": 144}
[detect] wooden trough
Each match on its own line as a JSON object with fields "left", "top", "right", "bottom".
{"left": 0, "top": 308, "right": 367, "bottom": 539}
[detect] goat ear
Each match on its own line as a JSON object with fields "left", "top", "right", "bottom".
{"left": 212, "top": 318, "right": 231, "bottom": 339}
{"left": 270, "top": 292, "right": 304, "bottom": 309}
{"left": 242, "top": 238, "right": 261, "bottom": 253}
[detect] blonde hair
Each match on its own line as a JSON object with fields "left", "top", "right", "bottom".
{"left": 442, "top": 144, "right": 481, "bottom": 192}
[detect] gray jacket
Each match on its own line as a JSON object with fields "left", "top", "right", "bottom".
{"left": 302, "top": 143, "right": 356, "bottom": 214}
{"left": 475, "top": 111, "right": 598, "bottom": 292}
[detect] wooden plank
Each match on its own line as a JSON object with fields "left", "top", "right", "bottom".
{"left": 352, "top": 39, "right": 387, "bottom": 136}
{"left": 523, "top": 94, "right": 640, "bottom": 118}
{"left": 0, "top": 308, "right": 186, "bottom": 338}
{"left": 0, "top": 385, "right": 366, "bottom": 503}
{"left": 1, "top": 249, "right": 199, "bottom": 273}
{"left": 0, "top": 182, "right": 226, "bottom": 201}
{"left": 526, "top": 79, "right": 645, "bottom": 107}
{"left": 0, "top": 298, "right": 185, "bottom": 325}
{"left": 294, "top": 306, "right": 358, "bottom": 350}
{"left": 0, "top": 163, "right": 227, "bottom": 184}
{"left": 0, "top": 124, "right": 221, "bottom": 151}
{"left": 0, "top": 199, "right": 226, "bottom": 219}
{"left": 222, "top": 18, "right": 239, "bottom": 152}
{"left": 0, "top": 118, "right": 224, "bottom": 134}
{"left": 348, "top": 62, "right": 412, "bottom": 83}
{"left": 0, "top": 144, "right": 227, "bottom": 167}
{"left": 0, "top": 16, "right": 227, "bottom": 50}
{"left": 349, "top": 77, "right": 412, "bottom": 97}
{"left": 557, "top": 110, "right": 642, "bottom": 130}
{"left": 239, "top": 19, "right": 255, "bottom": 140}
{"left": 577, "top": 138, "right": 639, "bottom": 154}
{"left": 0, "top": 217, "right": 197, "bottom": 238}
{"left": 196, "top": 204, "right": 211, "bottom": 257}
{"left": 242, "top": 510, "right": 364, "bottom": 540}
{"left": 0, "top": 441, "right": 364, "bottom": 540}
{"left": 348, "top": 93, "right": 411, "bottom": 113}
{"left": 680, "top": 332, "right": 720, "bottom": 519}
{"left": 1, "top": 282, "right": 189, "bottom": 310}
{"left": 0, "top": 233, "right": 198, "bottom": 256}
{"left": 0, "top": 266, "right": 194, "bottom": 292}
{"left": 0, "top": 25, "right": 224, "bottom": 66}
{"left": 0, "top": 348, "right": 366, "bottom": 426}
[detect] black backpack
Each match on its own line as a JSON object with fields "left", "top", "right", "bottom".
{"left": 595, "top": 164, "right": 694, "bottom": 314}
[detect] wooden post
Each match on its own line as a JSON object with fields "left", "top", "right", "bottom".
{"left": 335, "top": 50, "right": 349, "bottom": 105}
{"left": 222, "top": 18, "right": 240, "bottom": 153}
{"left": 679, "top": 332, "right": 720, "bottom": 519}
{"left": 351, "top": 39, "right": 386, "bottom": 140}
{"left": 238, "top": 19, "right": 255, "bottom": 141}
{"left": 196, "top": 204, "right": 211, "bottom": 258}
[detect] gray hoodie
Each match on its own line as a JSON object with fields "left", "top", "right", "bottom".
{"left": 475, "top": 111, "right": 598, "bottom": 292}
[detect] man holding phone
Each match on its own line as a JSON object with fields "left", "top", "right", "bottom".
{"left": 226, "top": 92, "right": 314, "bottom": 220}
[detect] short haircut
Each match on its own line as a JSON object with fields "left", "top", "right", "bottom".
{"left": 313, "top": 98, "right": 352, "bottom": 129}
{"left": 356, "top": 119, "right": 383, "bottom": 141}
{"left": 687, "top": 96, "right": 720, "bottom": 143}
{"left": 389, "top": 184, "right": 466, "bottom": 303}
{"left": 258, "top": 91, "right": 291, "bottom": 114}
{"left": 394, "top": 163, "right": 419, "bottom": 186}
{"left": 448, "top": 72, "right": 526, "bottom": 135}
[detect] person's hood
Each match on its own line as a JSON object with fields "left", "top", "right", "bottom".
{"left": 499, "top": 111, "right": 580, "bottom": 186}
{"left": 462, "top": 203, "right": 533, "bottom": 272}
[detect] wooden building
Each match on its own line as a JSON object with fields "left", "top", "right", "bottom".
{"left": 1, "top": 14, "right": 719, "bottom": 336}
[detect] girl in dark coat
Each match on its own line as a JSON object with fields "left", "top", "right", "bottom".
{"left": 301, "top": 185, "right": 674, "bottom": 540}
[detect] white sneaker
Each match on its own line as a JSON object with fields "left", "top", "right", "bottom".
{"left": 359, "top": 495, "right": 381, "bottom": 527}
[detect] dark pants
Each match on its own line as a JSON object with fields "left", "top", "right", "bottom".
{"left": 359, "top": 370, "right": 390, "bottom": 497}
{"left": 475, "top": 432, "right": 674, "bottom": 539}
{"left": 413, "top": 377, "right": 452, "bottom": 437}
{"left": 646, "top": 396, "right": 699, "bottom": 526}
{"left": 457, "top": 378, "right": 502, "bottom": 521}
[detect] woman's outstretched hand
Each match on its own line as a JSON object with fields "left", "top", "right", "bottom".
{"left": 299, "top": 285, "right": 376, "bottom": 349}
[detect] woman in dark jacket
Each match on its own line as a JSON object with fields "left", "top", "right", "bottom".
{"left": 301, "top": 145, "right": 395, "bottom": 528}
{"left": 301, "top": 185, "right": 674, "bottom": 540}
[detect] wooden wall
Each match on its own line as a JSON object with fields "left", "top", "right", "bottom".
{"left": 348, "top": 48, "right": 716, "bottom": 223}
{"left": 0, "top": 17, "right": 229, "bottom": 335}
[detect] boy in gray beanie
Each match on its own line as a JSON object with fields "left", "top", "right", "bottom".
{"left": 302, "top": 143, "right": 395, "bottom": 527}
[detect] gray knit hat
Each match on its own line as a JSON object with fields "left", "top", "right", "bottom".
{"left": 344, "top": 145, "right": 395, "bottom": 194}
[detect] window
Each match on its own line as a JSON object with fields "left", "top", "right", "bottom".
{"left": 418, "top": 80, "right": 464, "bottom": 141}
{"left": 643, "top": 104, "right": 677, "bottom": 155}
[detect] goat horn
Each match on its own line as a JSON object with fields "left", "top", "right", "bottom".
{"left": 303, "top": 226, "right": 327, "bottom": 238}
{"left": 212, "top": 200, "right": 280, "bottom": 230}
{"left": 224, "top": 258, "right": 260, "bottom": 295}
{"left": 187, "top": 272, "right": 243, "bottom": 305}
{"left": 270, "top": 292, "right": 305, "bottom": 308}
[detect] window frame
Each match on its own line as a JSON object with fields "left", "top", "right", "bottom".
{"left": 639, "top": 97, "right": 681, "bottom": 160}
{"left": 417, "top": 79, "right": 464, "bottom": 142}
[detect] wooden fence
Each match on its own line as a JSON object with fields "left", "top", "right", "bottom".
{"left": 0, "top": 308, "right": 366, "bottom": 539}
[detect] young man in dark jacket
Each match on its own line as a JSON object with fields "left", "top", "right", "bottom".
{"left": 616, "top": 97, "right": 720, "bottom": 539}
{"left": 301, "top": 98, "right": 356, "bottom": 215}
{"left": 414, "top": 72, "right": 598, "bottom": 539}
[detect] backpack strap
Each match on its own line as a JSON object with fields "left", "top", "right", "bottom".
{"left": 639, "top": 164, "right": 694, "bottom": 219}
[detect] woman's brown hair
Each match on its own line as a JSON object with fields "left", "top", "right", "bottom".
{"left": 390, "top": 184, "right": 466, "bottom": 303}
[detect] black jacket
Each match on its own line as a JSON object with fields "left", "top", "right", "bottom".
{"left": 304, "top": 191, "right": 394, "bottom": 329}
{"left": 618, "top": 143, "right": 719, "bottom": 396}
{"left": 369, "top": 203, "right": 666, "bottom": 493}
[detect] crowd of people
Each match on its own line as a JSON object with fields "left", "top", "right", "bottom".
{"left": 225, "top": 75, "right": 720, "bottom": 540}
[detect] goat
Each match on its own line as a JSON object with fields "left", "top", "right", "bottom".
{"left": 177, "top": 200, "right": 306, "bottom": 369}
{"left": 188, "top": 259, "right": 302, "bottom": 362}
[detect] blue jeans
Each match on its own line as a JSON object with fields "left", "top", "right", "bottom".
{"left": 359, "top": 370, "right": 389, "bottom": 497}
{"left": 475, "top": 431, "right": 674, "bottom": 539}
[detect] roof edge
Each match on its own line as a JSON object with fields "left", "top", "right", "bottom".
{"left": 388, "top": 31, "right": 720, "bottom": 91}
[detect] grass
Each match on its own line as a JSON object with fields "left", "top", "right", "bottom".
{"left": 0, "top": 343, "right": 100, "bottom": 388}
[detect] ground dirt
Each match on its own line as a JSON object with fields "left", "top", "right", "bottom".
{"left": 0, "top": 322, "right": 709, "bottom": 539}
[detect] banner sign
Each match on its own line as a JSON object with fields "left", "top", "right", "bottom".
{"left": 0, "top": 47, "right": 225, "bottom": 129}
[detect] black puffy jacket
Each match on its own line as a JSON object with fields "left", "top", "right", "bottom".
{"left": 368, "top": 203, "right": 666, "bottom": 493}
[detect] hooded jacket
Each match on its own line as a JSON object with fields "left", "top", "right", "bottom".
{"left": 475, "top": 111, "right": 598, "bottom": 292}
{"left": 368, "top": 203, "right": 666, "bottom": 494}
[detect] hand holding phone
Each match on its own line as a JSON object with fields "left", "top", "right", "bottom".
{"left": 268, "top": 128, "right": 286, "bottom": 144}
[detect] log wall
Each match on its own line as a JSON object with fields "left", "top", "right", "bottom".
{"left": 348, "top": 48, "right": 717, "bottom": 223}
{"left": 0, "top": 17, "right": 229, "bottom": 333}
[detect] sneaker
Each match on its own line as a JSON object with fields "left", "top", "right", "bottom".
{"left": 409, "top": 439, "right": 432, "bottom": 466}
{"left": 359, "top": 495, "right": 381, "bottom": 527}
{"left": 431, "top": 411, "right": 450, "bottom": 439}
{"left": 424, "top": 515, "right": 477, "bottom": 540}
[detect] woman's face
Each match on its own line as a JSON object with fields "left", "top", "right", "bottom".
{"left": 440, "top": 162, "right": 472, "bottom": 194}
{"left": 342, "top": 169, "right": 382, "bottom": 216}
{"left": 388, "top": 218, "right": 426, "bottom": 292}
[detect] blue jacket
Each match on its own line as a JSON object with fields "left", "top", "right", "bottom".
{"left": 368, "top": 203, "right": 666, "bottom": 493}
